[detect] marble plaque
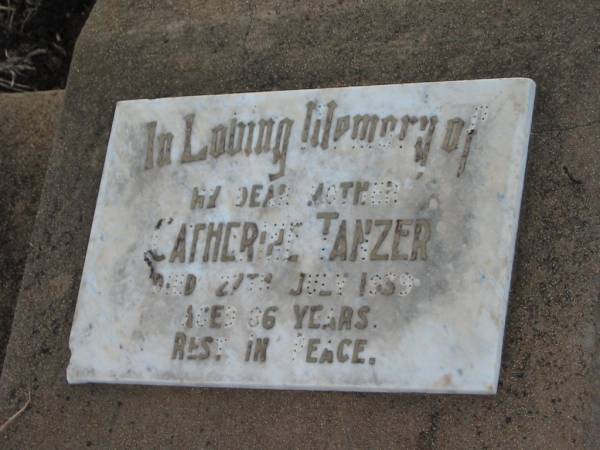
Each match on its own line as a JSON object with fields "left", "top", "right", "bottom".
{"left": 67, "top": 79, "right": 535, "bottom": 393}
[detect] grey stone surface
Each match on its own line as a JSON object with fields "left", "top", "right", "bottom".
{"left": 0, "top": 90, "right": 64, "bottom": 368}
{"left": 1, "top": 0, "right": 598, "bottom": 448}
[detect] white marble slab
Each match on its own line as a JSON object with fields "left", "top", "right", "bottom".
{"left": 67, "top": 79, "right": 535, "bottom": 393}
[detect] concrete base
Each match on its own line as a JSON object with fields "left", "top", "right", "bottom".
{"left": 0, "top": 90, "right": 64, "bottom": 368}
{"left": 0, "top": 1, "right": 598, "bottom": 448}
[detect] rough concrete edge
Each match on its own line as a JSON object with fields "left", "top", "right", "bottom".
{"left": 0, "top": 89, "right": 66, "bottom": 378}
{"left": 0, "top": 86, "right": 83, "bottom": 378}
{"left": 0, "top": 0, "right": 102, "bottom": 392}
{"left": 590, "top": 293, "right": 600, "bottom": 449}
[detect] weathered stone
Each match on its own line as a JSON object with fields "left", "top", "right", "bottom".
{"left": 68, "top": 80, "right": 534, "bottom": 393}
{"left": 0, "top": 90, "right": 64, "bottom": 368}
{"left": 0, "top": 0, "right": 598, "bottom": 448}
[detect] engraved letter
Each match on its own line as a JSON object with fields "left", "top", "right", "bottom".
{"left": 370, "top": 219, "right": 392, "bottom": 261}
{"left": 352, "top": 114, "right": 379, "bottom": 142}
{"left": 306, "top": 338, "right": 320, "bottom": 363}
{"left": 255, "top": 119, "right": 274, "bottom": 154}
{"left": 410, "top": 219, "right": 431, "bottom": 261}
{"left": 270, "top": 118, "right": 294, "bottom": 181}
{"left": 254, "top": 338, "right": 269, "bottom": 362}
{"left": 316, "top": 211, "right": 339, "bottom": 235}
{"left": 203, "top": 222, "right": 224, "bottom": 262}
{"left": 210, "top": 124, "right": 227, "bottom": 158}
{"left": 329, "top": 220, "right": 348, "bottom": 261}
{"left": 391, "top": 219, "right": 412, "bottom": 260}
{"left": 249, "top": 184, "right": 263, "bottom": 207}
{"left": 293, "top": 304, "right": 309, "bottom": 328}
{"left": 189, "top": 223, "right": 206, "bottom": 262}
{"left": 441, "top": 117, "right": 465, "bottom": 152}
{"left": 353, "top": 181, "right": 369, "bottom": 205}
{"left": 319, "top": 349, "right": 334, "bottom": 364}
{"left": 227, "top": 118, "right": 243, "bottom": 155}
{"left": 244, "top": 122, "right": 255, "bottom": 155}
{"left": 240, "top": 222, "right": 258, "bottom": 261}
{"left": 169, "top": 223, "right": 187, "bottom": 263}
{"left": 207, "top": 186, "right": 221, "bottom": 209}
{"left": 210, "top": 305, "right": 224, "bottom": 328}
{"left": 350, "top": 219, "right": 366, "bottom": 261}
{"left": 181, "top": 114, "right": 208, "bottom": 162}
{"left": 337, "top": 339, "right": 351, "bottom": 362}
{"left": 352, "top": 339, "right": 367, "bottom": 364}
{"left": 321, "top": 100, "right": 337, "bottom": 149}
{"left": 198, "top": 336, "right": 213, "bottom": 360}
{"left": 334, "top": 115, "right": 351, "bottom": 141}
{"left": 457, "top": 129, "right": 476, "bottom": 177}
{"left": 355, "top": 306, "right": 370, "bottom": 330}
{"left": 415, "top": 116, "right": 438, "bottom": 166}
{"left": 190, "top": 187, "right": 205, "bottom": 209}
{"left": 290, "top": 273, "right": 306, "bottom": 296}
{"left": 171, "top": 332, "right": 186, "bottom": 360}
{"left": 157, "top": 132, "right": 173, "bottom": 166}
{"left": 184, "top": 274, "right": 197, "bottom": 296}
{"left": 221, "top": 222, "right": 241, "bottom": 262}
{"left": 398, "top": 115, "right": 418, "bottom": 140}
{"left": 380, "top": 115, "right": 398, "bottom": 136}
{"left": 144, "top": 121, "right": 157, "bottom": 170}
{"left": 308, "top": 305, "right": 323, "bottom": 329}
{"left": 262, "top": 306, "right": 278, "bottom": 330}
{"left": 302, "top": 101, "right": 317, "bottom": 143}
{"left": 338, "top": 306, "right": 354, "bottom": 331}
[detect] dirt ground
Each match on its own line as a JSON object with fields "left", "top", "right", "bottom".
{"left": 0, "top": 0, "right": 93, "bottom": 91}
{"left": 0, "top": 0, "right": 598, "bottom": 448}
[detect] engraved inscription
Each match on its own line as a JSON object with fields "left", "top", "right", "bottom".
{"left": 68, "top": 80, "right": 535, "bottom": 392}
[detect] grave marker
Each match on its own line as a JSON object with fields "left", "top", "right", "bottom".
{"left": 68, "top": 79, "right": 535, "bottom": 393}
